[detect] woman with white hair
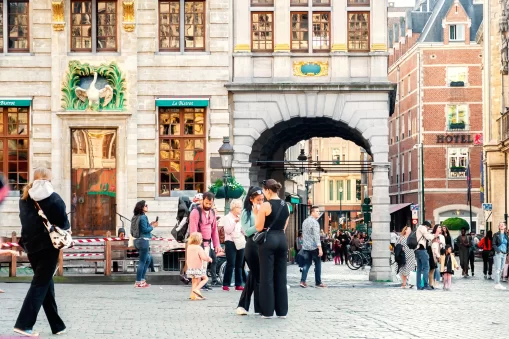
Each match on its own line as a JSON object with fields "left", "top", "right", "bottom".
{"left": 222, "top": 199, "right": 246, "bottom": 291}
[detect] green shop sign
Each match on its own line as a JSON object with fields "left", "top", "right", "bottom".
{"left": 0, "top": 98, "right": 32, "bottom": 107}
{"left": 156, "top": 98, "right": 209, "bottom": 108}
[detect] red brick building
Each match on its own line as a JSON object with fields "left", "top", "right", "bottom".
{"left": 387, "top": 0, "right": 483, "bottom": 232}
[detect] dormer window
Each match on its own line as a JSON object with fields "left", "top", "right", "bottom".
{"left": 449, "top": 24, "right": 465, "bottom": 41}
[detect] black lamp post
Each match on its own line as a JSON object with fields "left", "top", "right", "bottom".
{"left": 218, "top": 136, "right": 234, "bottom": 214}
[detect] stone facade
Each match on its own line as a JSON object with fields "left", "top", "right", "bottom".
{"left": 479, "top": 0, "right": 509, "bottom": 229}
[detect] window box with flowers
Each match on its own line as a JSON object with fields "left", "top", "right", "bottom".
{"left": 449, "top": 122, "right": 466, "bottom": 130}
{"left": 450, "top": 166, "right": 466, "bottom": 173}
{"left": 208, "top": 178, "right": 246, "bottom": 199}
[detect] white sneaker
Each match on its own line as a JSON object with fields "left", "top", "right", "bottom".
{"left": 494, "top": 284, "right": 507, "bottom": 290}
{"left": 236, "top": 307, "right": 248, "bottom": 315}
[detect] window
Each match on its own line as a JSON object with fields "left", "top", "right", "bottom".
{"left": 251, "top": 0, "right": 273, "bottom": 5}
{"left": 407, "top": 75, "right": 411, "bottom": 94}
{"left": 290, "top": 1, "right": 330, "bottom": 53}
{"left": 332, "top": 148, "right": 340, "bottom": 164}
{"left": 336, "top": 180, "right": 344, "bottom": 200}
{"left": 71, "top": 0, "right": 117, "bottom": 52}
{"left": 448, "top": 148, "right": 468, "bottom": 178}
{"left": 449, "top": 24, "right": 465, "bottom": 41}
{"left": 291, "top": 0, "right": 331, "bottom": 4}
{"left": 329, "top": 180, "right": 333, "bottom": 200}
{"left": 311, "top": 12, "right": 330, "bottom": 51}
{"left": 0, "top": 107, "right": 29, "bottom": 194}
{"left": 251, "top": 12, "right": 273, "bottom": 52}
{"left": 355, "top": 179, "right": 361, "bottom": 200}
{"left": 401, "top": 117, "right": 405, "bottom": 140}
{"left": 401, "top": 153, "right": 405, "bottom": 182}
{"left": 291, "top": 12, "right": 309, "bottom": 51}
{"left": 447, "top": 67, "right": 467, "bottom": 85}
{"left": 408, "top": 151, "right": 412, "bottom": 180}
{"left": 408, "top": 111, "right": 411, "bottom": 137}
{"left": 291, "top": 0, "right": 308, "bottom": 4}
{"left": 159, "top": 108, "right": 205, "bottom": 195}
{"left": 0, "top": 0, "right": 29, "bottom": 52}
{"left": 347, "top": 12, "right": 369, "bottom": 51}
{"left": 346, "top": 179, "right": 351, "bottom": 200}
{"left": 400, "top": 79, "right": 405, "bottom": 98}
{"left": 159, "top": 0, "right": 205, "bottom": 52}
{"left": 348, "top": 0, "right": 370, "bottom": 5}
{"left": 447, "top": 105, "right": 468, "bottom": 130}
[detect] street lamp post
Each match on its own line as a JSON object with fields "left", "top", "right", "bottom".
{"left": 414, "top": 143, "right": 425, "bottom": 224}
{"left": 339, "top": 186, "right": 343, "bottom": 229}
{"left": 218, "top": 136, "right": 234, "bottom": 214}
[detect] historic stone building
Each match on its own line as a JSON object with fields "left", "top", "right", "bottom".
{"left": 387, "top": 0, "right": 483, "bottom": 232}
{"left": 0, "top": 0, "right": 394, "bottom": 280}
{"left": 478, "top": 0, "right": 509, "bottom": 230}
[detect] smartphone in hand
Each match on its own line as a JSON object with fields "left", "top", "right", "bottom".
{"left": 156, "top": 216, "right": 159, "bottom": 222}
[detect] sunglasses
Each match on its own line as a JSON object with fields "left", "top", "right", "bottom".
{"left": 251, "top": 190, "right": 263, "bottom": 196}
{"left": 261, "top": 180, "right": 267, "bottom": 186}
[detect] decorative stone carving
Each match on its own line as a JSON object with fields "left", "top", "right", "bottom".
{"left": 500, "top": 10, "right": 508, "bottom": 33}
{"left": 293, "top": 62, "right": 329, "bottom": 77}
{"left": 61, "top": 61, "right": 126, "bottom": 111}
{"left": 122, "top": 1, "right": 135, "bottom": 32}
{"left": 52, "top": 0, "right": 65, "bottom": 31}
{"left": 501, "top": 35, "right": 509, "bottom": 74}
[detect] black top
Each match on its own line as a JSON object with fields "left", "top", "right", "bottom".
{"left": 263, "top": 199, "right": 289, "bottom": 231}
{"left": 19, "top": 193, "right": 70, "bottom": 254}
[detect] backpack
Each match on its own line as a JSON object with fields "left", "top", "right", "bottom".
{"left": 130, "top": 215, "right": 141, "bottom": 238}
{"left": 407, "top": 231, "right": 418, "bottom": 250}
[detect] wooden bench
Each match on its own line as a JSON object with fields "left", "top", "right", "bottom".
{"left": 0, "top": 232, "right": 30, "bottom": 277}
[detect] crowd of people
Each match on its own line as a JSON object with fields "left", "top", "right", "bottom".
{"left": 393, "top": 221, "right": 509, "bottom": 291}
{"left": 3, "top": 167, "right": 509, "bottom": 337}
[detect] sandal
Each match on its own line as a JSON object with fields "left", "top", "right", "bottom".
{"left": 193, "top": 290, "right": 205, "bottom": 299}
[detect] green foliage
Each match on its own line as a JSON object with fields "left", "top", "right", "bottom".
{"left": 61, "top": 61, "right": 126, "bottom": 111}
{"left": 208, "top": 177, "right": 245, "bottom": 196}
{"left": 442, "top": 217, "right": 469, "bottom": 231}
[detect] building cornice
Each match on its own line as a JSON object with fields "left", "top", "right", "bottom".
{"left": 225, "top": 83, "right": 396, "bottom": 92}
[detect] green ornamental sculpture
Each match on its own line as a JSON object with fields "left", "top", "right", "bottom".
{"left": 61, "top": 61, "right": 126, "bottom": 111}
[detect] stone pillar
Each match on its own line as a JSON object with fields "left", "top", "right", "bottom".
{"left": 234, "top": 0, "right": 251, "bottom": 52}
{"left": 370, "top": 0, "right": 387, "bottom": 53}
{"left": 273, "top": 0, "right": 291, "bottom": 81}
{"left": 330, "top": 0, "right": 349, "bottom": 82}
{"left": 369, "top": 162, "right": 392, "bottom": 282}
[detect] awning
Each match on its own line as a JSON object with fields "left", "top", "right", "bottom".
{"left": 0, "top": 98, "right": 32, "bottom": 107}
{"left": 389, "top": 203, "right": 412, "bottom": 214}
{"left": 156, "top": 97, "right": 209, "bottom": 107}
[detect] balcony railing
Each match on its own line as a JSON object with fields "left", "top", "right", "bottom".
{"left": 500, "top": 113, "right": 509, "bottom": 142}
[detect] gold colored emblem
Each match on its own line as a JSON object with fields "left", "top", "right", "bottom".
{"left": 123, "top": 1, "right": 136, "bottom": 32}
{"left": 293, "top": 61, "right": 329, "bottom": 77}
{"left": 52, "top": 1, "right": 65, "bottom": 31}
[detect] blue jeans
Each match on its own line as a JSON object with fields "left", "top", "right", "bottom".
{"left": 415, "top": 249, "right": 430, "bottom": 289}
{"left": 434, "top": 263, "right": 441, "bottom": 281}
{"left": 134, "top": 239, "right": 150, "bottom": 282}
{"left": 300, "top": 249, "right": 322, "bottom": 285}
{"left": 494, "top": 252, "right": 507, "bottom": 284}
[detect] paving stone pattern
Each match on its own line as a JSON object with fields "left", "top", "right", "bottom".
{"left": 1, "top": 262, "right": 508, "bottom": 339}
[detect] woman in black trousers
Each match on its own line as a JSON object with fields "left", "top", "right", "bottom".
{"left": 237, "top": 186, "right": 265, "bottom": 315}
{"left": 256, "top": 179, "right": 290, "bottom": 319}
{"left": 14, "top": 168, "right": 68, "bottom": 337}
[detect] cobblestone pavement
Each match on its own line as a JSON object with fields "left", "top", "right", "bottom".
{"left": 1, "top": 261, "right": 508, "bottom": 339}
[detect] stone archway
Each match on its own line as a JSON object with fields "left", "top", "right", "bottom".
{"left": 226, "top": 85, "right": 393, "bottom": 281}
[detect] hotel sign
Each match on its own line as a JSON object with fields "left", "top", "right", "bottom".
{"left": 436, "top": 134, "right": 473, "bottom": 144}
{"left": 0, "top": 98, "right": 32, "bottom": 107}
{"left": 156, "top": 98, "right": 209, "bottom": 108}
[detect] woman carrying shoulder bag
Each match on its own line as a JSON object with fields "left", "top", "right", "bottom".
{"left": 222, "top": 199, "right": 245, "bottom": 291}
{"left": 14, "top": 168, "right": 68, "bottom": 337}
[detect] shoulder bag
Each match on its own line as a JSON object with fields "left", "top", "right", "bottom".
{"left": 253, "top": 201, "right": 285, "bottom": 245}
{"left": 34, "top": 201, "right": 74, "bottom": 250}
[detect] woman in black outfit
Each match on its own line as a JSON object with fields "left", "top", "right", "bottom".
{"left": 255, "top": 179, "right": 290, "bottom": 319}
{"left": 443, "top": 226, "right": 453, "bottom": 251}
{"left": 236, "top": 186, "right": 265, "bottom": 315}
{"left": 14, "top": 168, "right": 68, "bottom": 337}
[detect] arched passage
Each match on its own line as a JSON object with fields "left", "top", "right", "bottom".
{"left": 226, "top": 86, "right": 394, "bottom": 281}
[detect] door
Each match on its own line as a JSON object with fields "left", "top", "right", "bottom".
{"left": 71, "top": 129, "right": 117, "bottom": 236}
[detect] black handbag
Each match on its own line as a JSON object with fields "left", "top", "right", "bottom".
{"left": 253, "top": 201, "right": 286, "bottom": 245}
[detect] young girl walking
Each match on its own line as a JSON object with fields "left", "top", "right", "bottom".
{"left": 333, "top": 239, "right": 342, "bottom": 265}
{"left": 186, "top": 232, "right": 212, "bottom": 300}
{"left": 440, "top": 245, "right": 459, "bottom": 291}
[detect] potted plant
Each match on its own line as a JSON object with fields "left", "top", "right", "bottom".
{"left": 450, "top": 166, "right": 466, "bottom": 173}
{"left": 449, "top": 122, "right": 465, "bottom": 130}
{"left": 208, "top": 177, "right": 245, "bottom": 199}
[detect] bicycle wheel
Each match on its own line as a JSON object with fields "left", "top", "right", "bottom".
{"left": 346, "top": 252, "right": 363, "bottom": 270}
